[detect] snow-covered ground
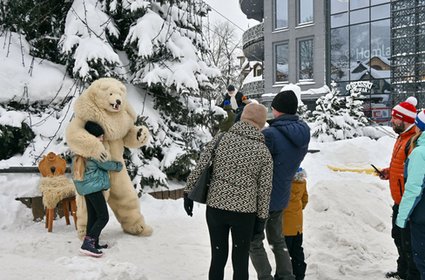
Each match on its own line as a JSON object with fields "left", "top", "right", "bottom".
{"left": 0, "top": 135, "right": 400, "bottom": 280}
{"left": 0, "top": 19, "right": 400, "bottom": 280}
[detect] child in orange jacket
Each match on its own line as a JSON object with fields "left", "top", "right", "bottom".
{"left": 282, "top": 167, "right": 308, "bottom": 280}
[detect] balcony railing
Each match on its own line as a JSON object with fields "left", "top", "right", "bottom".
{"left": 241, "top": 79, "right": 265, "bottom": 98}
{"left": 242, "top": 23, "right": 264, "bottom": 61}
{"left": 239, "top": 0, "right": 263, "bottom": 21}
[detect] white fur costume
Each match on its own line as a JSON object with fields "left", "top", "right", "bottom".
{"left": 66, "top": 78, "right": 152, "bottom": 238}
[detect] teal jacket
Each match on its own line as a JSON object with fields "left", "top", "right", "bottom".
{"left": 396, "top": 132, "right": 425, "bottom": 228}
{"left": 73, "top": 158, "right": 123, "bottom": 196}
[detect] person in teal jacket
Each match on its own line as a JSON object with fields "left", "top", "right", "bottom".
{"left": 396, "top": 109, "right": 425, "bottom": 278}
{"left": 72, "top": 121, "right": 123, "bottom": 257}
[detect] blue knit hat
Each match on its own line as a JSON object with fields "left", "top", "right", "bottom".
{"left": 223, "top": 100, "right": 231, "bottom": 106}
{"left": 415, "top": 110, "right": 425, "bottom": 131}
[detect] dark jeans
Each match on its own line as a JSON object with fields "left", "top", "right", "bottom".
{"left": 285, "top": 233, "right": 306, "bottom": 280}
{"left": 85, "top": 191, "right": 109, "bottom": 240}
{"left": 411, "top": 222, "right": 425, "bottom": 279}
{"left": 392, "top": 204, "right": 420, "bottom": 280}
{"left": 206, "top": 206, "right": 256, "bottom": 280}
{"left": 250, "top": 210, "right": 295, "bottom": 280}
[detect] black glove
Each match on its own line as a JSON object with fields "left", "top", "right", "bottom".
{"left": 183, "top": 193, "right": 193, "bottom": 217}
{"left": 252, "top": 217, "right": 266, "bottom": 237}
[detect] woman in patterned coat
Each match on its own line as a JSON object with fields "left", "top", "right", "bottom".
{"left": 184, "top": 103, "right": 273, "bottom": 280}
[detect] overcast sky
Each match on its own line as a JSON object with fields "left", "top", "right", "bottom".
{"left": 204, "top": 0, "right": 260, "bottom": 40}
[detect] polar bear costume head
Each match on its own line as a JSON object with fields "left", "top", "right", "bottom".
{"left": 73, "top": 78, "right": 137, "bottom": 141}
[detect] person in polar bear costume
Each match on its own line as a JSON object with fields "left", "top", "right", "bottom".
{"left": 66, "top": 77, "right": 152, "bottom": 238}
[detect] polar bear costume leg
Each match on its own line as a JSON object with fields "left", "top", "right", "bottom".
{"left": 107, "top": 140, "right": 152, "bottom": 236}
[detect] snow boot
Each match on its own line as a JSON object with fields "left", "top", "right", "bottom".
{"left": 95, "top": 239, "right": 108, "bottom": 250}
{"left": 80, "top": 236, "right": 103, "bottom": 257}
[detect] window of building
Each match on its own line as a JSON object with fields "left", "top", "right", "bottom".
{"left": 254, "top": 65, "right": 263, "bottom": 77}
{"left": 331, "top": 0, "right": 348, "bottom": 14}
{"left": 299, "top": 0, "right": 313, "bottom": 24}
{"left": 371, "top": 4, "right": 390, "bottom": 21}
{"left": 350, "top": 23, "right": 370, "bottom": 76}
{"left": 371, "top": 19, "right": 390, "bottom": 78}
{"left": 275, "top": 0, "right": 288, "bottom": 29}
{"left": 331, "top": 12, "right": 348, "bottom": 28}
{"left": 350, "top": 8, "right": 369, "bottom": 24}
{"left": 330, "top": 27, "right": 349, "bottom": 81}
{"left": 350, "top": 0, "right": 369, "bottom": 10}
{"left": 275, "top": 43, "right": 289, "bottom": 82}
{"left": 330, "top": 0, "right": 391, "bottom": 98}
{"left": 371, "top": 0, "right": 388, "bottom": 5}
{"left": 299, "top": 39, "right": 314, "bottom": 81}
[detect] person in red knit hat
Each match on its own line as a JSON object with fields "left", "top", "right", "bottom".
{"left": 376, "top": 96, "right": 420, "bottom": 279}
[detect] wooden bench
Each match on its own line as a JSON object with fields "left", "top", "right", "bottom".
{"left": 1, "top": 167, "right": 47, "bottom": 221}
{"left": 149, "top": 188, "right": 184, "bottom": 200}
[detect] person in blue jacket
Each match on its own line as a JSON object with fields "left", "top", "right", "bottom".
{"left": 396, "top": 109, "right": 425, "bottom": 278}
{"left": 250, "top": 90, "right": 310, "bottom": 280}
{"left": 72, "top": 121, "right": 123, "bottom": 257}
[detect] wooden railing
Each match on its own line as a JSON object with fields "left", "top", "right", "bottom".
{"left": 148, "top": 188, "right": 184, "bottom": 200}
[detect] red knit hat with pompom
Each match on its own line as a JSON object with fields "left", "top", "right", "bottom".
{"left": 392, "top": 96, "right": 418, "bottom": 124}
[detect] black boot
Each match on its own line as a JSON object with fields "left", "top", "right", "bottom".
{"left": 95, "top": 239, "right": 108, "bottom": 250}
{"left": 80, "top": 236, "right": 103, "bottom": 257}
{"left": 385, "top": 271, "right": 404, "bottom": 279}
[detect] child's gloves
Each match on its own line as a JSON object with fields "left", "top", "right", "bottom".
{"left": 293, "top": 167, "right": 307, "bottom": 181}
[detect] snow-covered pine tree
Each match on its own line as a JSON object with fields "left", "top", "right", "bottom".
{"left": 310, "top": 81, "right": 352, "bottom": 142}
{"left": 297, "top": 103, "right": 311, "bottom": 120}
{"left": 342, "top": 82, "right": 370, "bottom": 136}
{"left": 117, "top": 1, "right": 220, "bottom": 189}
{"left": 0, "top": 0, "right": 71, "bottom": 64}
{"left": 1, "top": 0, "right": 221, "bottom": 190}
{"left": 60, "top": 0, "right": 124, "bottom": 82}
{"left": 0, "top": 0, "right": 74, "bottom": 161}
{"left": 345, "top": 82, "right": 386, "bottom": 139}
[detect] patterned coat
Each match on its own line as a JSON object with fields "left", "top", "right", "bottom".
{"left": 185, "top": 121, "right": 273, "bottom": 219}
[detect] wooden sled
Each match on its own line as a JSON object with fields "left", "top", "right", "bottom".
{"left": 327, "top": 165, "right": 378, "bottom": 175}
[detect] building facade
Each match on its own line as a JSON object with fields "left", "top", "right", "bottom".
{"left": 391, "top": 0, "right": 425, "bottom": 108}
{"left": 240, "top": 0, "right": 403, "bottom": 119}
{"left": 329, "top": 0, "right": 392, "bottom": 121}
{"left": 240, "top": 0, "right": 326, "bottom": 108}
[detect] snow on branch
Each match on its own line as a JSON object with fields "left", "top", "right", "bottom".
{"left": 60, "top": 0, "right": 122, "bottom": 81}
{"left": 125, "top": 4, "right": 219, "bottom": 93}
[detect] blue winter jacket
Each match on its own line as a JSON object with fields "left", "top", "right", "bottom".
{"left": 396, "top": 132, "right": 425, "bottom": 228}
{"left": 73, "top": 158, "right": 123, "bottom": 196}
{"left": 263, "top": 114, "right": 310, "bottom": 211}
